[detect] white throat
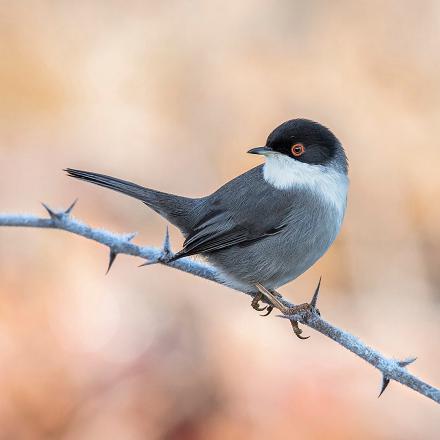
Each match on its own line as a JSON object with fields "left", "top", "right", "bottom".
{"left": 263, "top": 154, "right": 349, "bottom": 215}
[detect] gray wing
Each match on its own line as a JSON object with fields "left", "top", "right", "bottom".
{"left": 171, "top": 166, "right": 293, "bottom": 260}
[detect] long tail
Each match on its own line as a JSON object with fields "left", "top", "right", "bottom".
{"left": 65, "top": 168, "right": 198, "bottom": 234}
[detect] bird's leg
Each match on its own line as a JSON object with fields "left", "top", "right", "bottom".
{"left": 255, "top": 280, "right": 321, "bottom": 340}
{"left": 251, "top": 289, "right": 282, "bottom": 316}
{"left": 260, "top": 289, "right": 284, "bottom": 316}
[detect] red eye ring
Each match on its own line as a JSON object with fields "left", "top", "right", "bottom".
{"left": 291, "top": 143, "right": 305, "bottom": 157}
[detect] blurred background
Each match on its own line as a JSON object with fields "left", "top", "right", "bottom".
{"left": 0, "top": 1, "right": 439, "bottom": 438}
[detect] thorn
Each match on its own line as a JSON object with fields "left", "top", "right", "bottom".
{"left": 310, "top": 276, "right": 322, "bottom": 309}
{"left": 64, "top": 198, "right": 78, "bottom": 215}
{"left": 106, "top": 249, "right": 117, "bottom": 274}
{"left": 125, "top": 232, "right": 137, "bottom": 242}
{"left": 138, "top": 259, "right": 157, "bottom": 267}
{"left": 162, "top": 226, "right": 172, "bottom": 256}
{"left": 41, "top": 202, "right": 62, "bottom": 220}
{"left": 398, "top": 357, "right": 417, "bottom": 368}
{"left": 378, "top": 376, "right": 390, "bottom": 398}
{"left": 378, "top": 357, "right": 417, "bottom": 398}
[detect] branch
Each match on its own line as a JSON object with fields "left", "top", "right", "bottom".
{"left": 0, "top": 202, "right": 439, "bottom": 405}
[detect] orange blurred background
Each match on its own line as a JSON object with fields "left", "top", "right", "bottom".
{"left": 0, "top": 1, "right": 439, "bottom": 438}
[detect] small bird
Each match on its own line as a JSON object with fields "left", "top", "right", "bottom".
{"left": 66, "top": 118, "right": 348, "bottom": 337}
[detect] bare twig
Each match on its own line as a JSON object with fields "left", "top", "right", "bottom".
{"left": 0, "top": 202, "right": 439, "bottom": 404}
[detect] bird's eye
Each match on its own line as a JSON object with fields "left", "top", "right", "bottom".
{"left": 291, "top": 143, "right": 305, "bottom": 157}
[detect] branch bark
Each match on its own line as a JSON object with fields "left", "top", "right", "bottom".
{"left": 0, "top": 202, "right": 439, "bottom": 404}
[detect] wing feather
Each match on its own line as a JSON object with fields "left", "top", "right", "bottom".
{"left": 169, "top": 166, "right": 294, "bottom": 261}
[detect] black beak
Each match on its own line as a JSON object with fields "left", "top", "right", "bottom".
{"left": 247, "top": 146, "right": 273, "bottom": 155}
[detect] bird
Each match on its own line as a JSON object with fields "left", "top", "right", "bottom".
{"left": 66, "top": 118, "right": 349, "bottom": 338}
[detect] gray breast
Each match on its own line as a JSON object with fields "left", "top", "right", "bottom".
{"left": 197, "top": 167, "right": 343, "bottom": 293}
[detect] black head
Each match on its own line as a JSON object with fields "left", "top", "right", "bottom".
{"left": 249, "top": 119, "right": 347, "bottom": 171}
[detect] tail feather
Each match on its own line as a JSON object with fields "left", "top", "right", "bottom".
{"left": 65, "top": 168, "right": 198, "bottom": 234}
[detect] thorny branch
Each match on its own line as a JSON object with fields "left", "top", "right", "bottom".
{"left": 0, "top": 201, "right": 439, "bottom": 405}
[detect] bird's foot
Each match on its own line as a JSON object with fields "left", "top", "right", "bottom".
{"left": 251, "top": 289, "right": 281, "bottom": 316}
{"left": 255, "top": 279, "right": 321, "bottom": 340}
{"left": 251, "top": 291, "right": 272, "bottom": 315}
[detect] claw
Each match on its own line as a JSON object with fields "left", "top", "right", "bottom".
{"left": 253, "top": 303, "right": 267, "bottom": 312}
{"left": 260, "top": 306, "right": 273, "bottom": 317}
{"left": 290, "top": 319, "right": 310, "bottom": 339}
